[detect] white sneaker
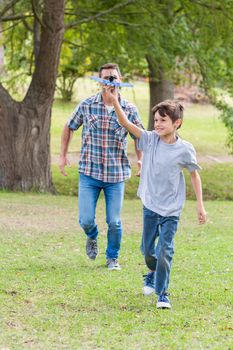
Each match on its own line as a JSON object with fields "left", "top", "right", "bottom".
{"left": 143, "top": 285, "right": 155, "bottom": 296}
{"left": 142, "top": 271, "right": 155, "bottom": 296}
{"left": 106, "top": 258, "right": 121, "bottom": 270}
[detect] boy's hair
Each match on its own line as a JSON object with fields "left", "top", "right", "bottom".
{"left": 152, "top": 100, "right": 184, "bottom": 129}
{"left": 99, "top": 63, "right": 122, "bottom": 77}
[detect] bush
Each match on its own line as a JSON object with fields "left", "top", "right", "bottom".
{"left": 52, "top": 163, "right": 233, "bottom": 201}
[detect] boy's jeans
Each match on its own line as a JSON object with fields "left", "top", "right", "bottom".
{"left": 78, "top": 173, "right": 125, "bottom": 259}
{"left": 141, "top": 206, "right": 179, "bottom": 295}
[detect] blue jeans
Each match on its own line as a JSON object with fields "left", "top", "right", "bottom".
{"left": 78, "top": 173, "right": 125, "bottom": 259}
{"left": 141, "top": 206, "right": 179, "bottom": 295}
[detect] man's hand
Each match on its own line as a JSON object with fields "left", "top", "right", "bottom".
{"left": 59, "top": 155, "right": 70, "bottom": 176}
{"left": 197, "top": 204, "right": 207, "bottom": 224}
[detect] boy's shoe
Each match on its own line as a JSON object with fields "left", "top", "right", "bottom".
{"left": 106, "top": 258, "right": 121, "bottom": 270}
{"left": 156, "top": 293, "right": 171, "bottom": 309}
{"left": 86, "top": 238, "right": 98, "bottom": 260}
{"left": 142, "top": 271, "right": 155, "bottom": 296}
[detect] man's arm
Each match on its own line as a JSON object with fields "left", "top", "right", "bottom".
{"left": 190, "top": 170, "right": 207, "bottom": 224}
{"left": 59, "top": 124, "right": 73, "bottom": 176}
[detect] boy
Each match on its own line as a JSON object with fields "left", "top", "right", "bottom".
{"left": 105, "top": 90, "right": 207, "bottom": 308}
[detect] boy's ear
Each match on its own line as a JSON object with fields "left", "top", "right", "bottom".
{"left": 175, "top": 119, "right": 182, "bottom": 129}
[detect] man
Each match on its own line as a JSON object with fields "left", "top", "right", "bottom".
{"left": 59, "top": 62, "right": 143, "bottom": 270}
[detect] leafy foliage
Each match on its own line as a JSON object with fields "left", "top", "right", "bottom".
{"left": 1, "top": 0, "right": 233, "bottom": 148}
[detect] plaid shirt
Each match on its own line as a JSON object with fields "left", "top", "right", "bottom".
{"left": 67, "top": 92, "right": 144, "bottom": 182}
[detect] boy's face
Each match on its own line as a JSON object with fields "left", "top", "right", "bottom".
{"left": 153, "top": 111, "right": 181, "bottom": 137}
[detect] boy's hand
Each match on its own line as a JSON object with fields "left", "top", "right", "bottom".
{"left": 197, "top": 205, "right": 207, "bottom": 224}
{"left": 103, "top": 85, "right": 118, "bottom": 104}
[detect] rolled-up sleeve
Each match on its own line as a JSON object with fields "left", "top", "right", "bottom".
{"left": 67, "top": 104, "right": 83, "bottom": 131}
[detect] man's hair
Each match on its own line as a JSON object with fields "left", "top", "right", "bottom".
{"left": 152, "top": 100, "right": 184, "bottom": 129}
{"left": 99, "top": 63, "right": 121, "bottom": 77}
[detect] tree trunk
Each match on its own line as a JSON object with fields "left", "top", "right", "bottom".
{"left": 33, "top": 0, "right": 41, "bottom": 66}
{"left": 0, "top": 23, "right": 4, "bottom": 73}
{"left": 0, "top": 0, "right": 65, "bottom": 192}
{"left": 146, "top": 56, "right": 174, "bottom": 130}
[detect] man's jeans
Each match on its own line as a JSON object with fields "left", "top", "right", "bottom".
{"left": 141, "top": 206, "right": 179, "bottom": 295}
{"left": 78, "top": 173, "right": 125, "bottom": 259}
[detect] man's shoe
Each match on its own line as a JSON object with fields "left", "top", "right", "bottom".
{"left": 142, "top": 271, "right": 155, "bottom": 296}
{"left": 156, "top": 293, "right": 171, "bottom": 309}
{"left": 86, "top": 238, "right": 98, "bottom": 260}
{"left": 106, "top": 258, "right": 121, "bottom": 270}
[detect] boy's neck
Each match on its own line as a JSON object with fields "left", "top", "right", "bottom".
{"left": 160, "top": 133, "right": 177, "bottom": 144}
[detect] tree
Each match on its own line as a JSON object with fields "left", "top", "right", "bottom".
{"left": 0, "top": 0, "right": 138, "bottom": 191}
{"left": 0, "top": 0, "right": 65, "bottom": 191}
{"left": 1, "top": 0, "right": 233, "bottom": 193}
{"left": 0, "top": 23, "right": 3, "bottom": 71}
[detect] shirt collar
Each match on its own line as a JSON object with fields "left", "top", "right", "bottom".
{"left": 93, "top": 92, "right": 127, "bottom": 109}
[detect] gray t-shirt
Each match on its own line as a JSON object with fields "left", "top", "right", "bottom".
{"left": 137, "top": 130, "right": 201, "bottom": 217}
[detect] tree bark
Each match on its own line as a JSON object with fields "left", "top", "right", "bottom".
{"left": 0, "top": 0, "right": 65, "bottom": 192}
{"left": 0, "top": 23, "right": 3, "bottom": 72}
{"left": 146, "top": 55, "right": 174, "bottom": 130}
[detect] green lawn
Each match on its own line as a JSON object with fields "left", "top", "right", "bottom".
{"left": 1, "top": 80, "right": 232, "bottom": 349}
{"left": 0, "top": 193, "right": 232, "bottom": 349}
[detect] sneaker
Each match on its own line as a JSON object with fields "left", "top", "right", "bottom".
{"left": 106, "top": 258, "right": 121, "bottom": 270}
{"left": 142, "top": 271, "right": 155, "bottom": 296}
{"left": 156, "top": 293, "right": 171, "bottom": 309}
{"left": 86, "top": 238, "right": 98, "bottom": 260}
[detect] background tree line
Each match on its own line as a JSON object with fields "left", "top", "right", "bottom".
{"left": 0, "top": 0, "right": 232, "bottom": 192}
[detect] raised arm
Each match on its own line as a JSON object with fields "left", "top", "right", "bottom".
{"left": 190, "top": 170, "right": 207, "bottom": 224}
{"left": 105, "top": 87, "right": 142, "bottom": 139}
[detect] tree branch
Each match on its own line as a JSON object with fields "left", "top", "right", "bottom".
{"left": 1, "top": 14, "right": 32, "bottom": 22}
{"left": 0, "top": 0, "right": 21, "bottom": 20}
{"left": 31, "top": 0, "right": 45, "bottom": 28}
{"left": 189, "top": 0, "right": 222, "bottom": 11}
{"left": 189, "top": 0, "right": 233, "bottom": 21}
{"left": 0, "top": 82, "right": 14, "bottom": 105}
{"left": 0, "top": 21, "right": 22, "bottom": 33}
{"left": 95, "top": 18, "right": 141, "bottom": 27}
{"left": 65, "top": 0, "right": 136, "bottom": 29}
{"left": 22, "top": 17, "right": 33, "bottom": 32}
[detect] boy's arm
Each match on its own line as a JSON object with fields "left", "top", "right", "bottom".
{"left": 59, "top": 124, "right": 73, "bottom": 176}
{"left": 109, "top": 90, "right": 142, "bottom": 139}
{"left": 190, "top": 170, "right": 207, "bottom": 224}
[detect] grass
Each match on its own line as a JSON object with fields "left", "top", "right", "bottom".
{"left": 1, "top": 79, "right": 233, "bottom": 348}
{"left": 0, "top": 193, "right": 232, "bottom": 349}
